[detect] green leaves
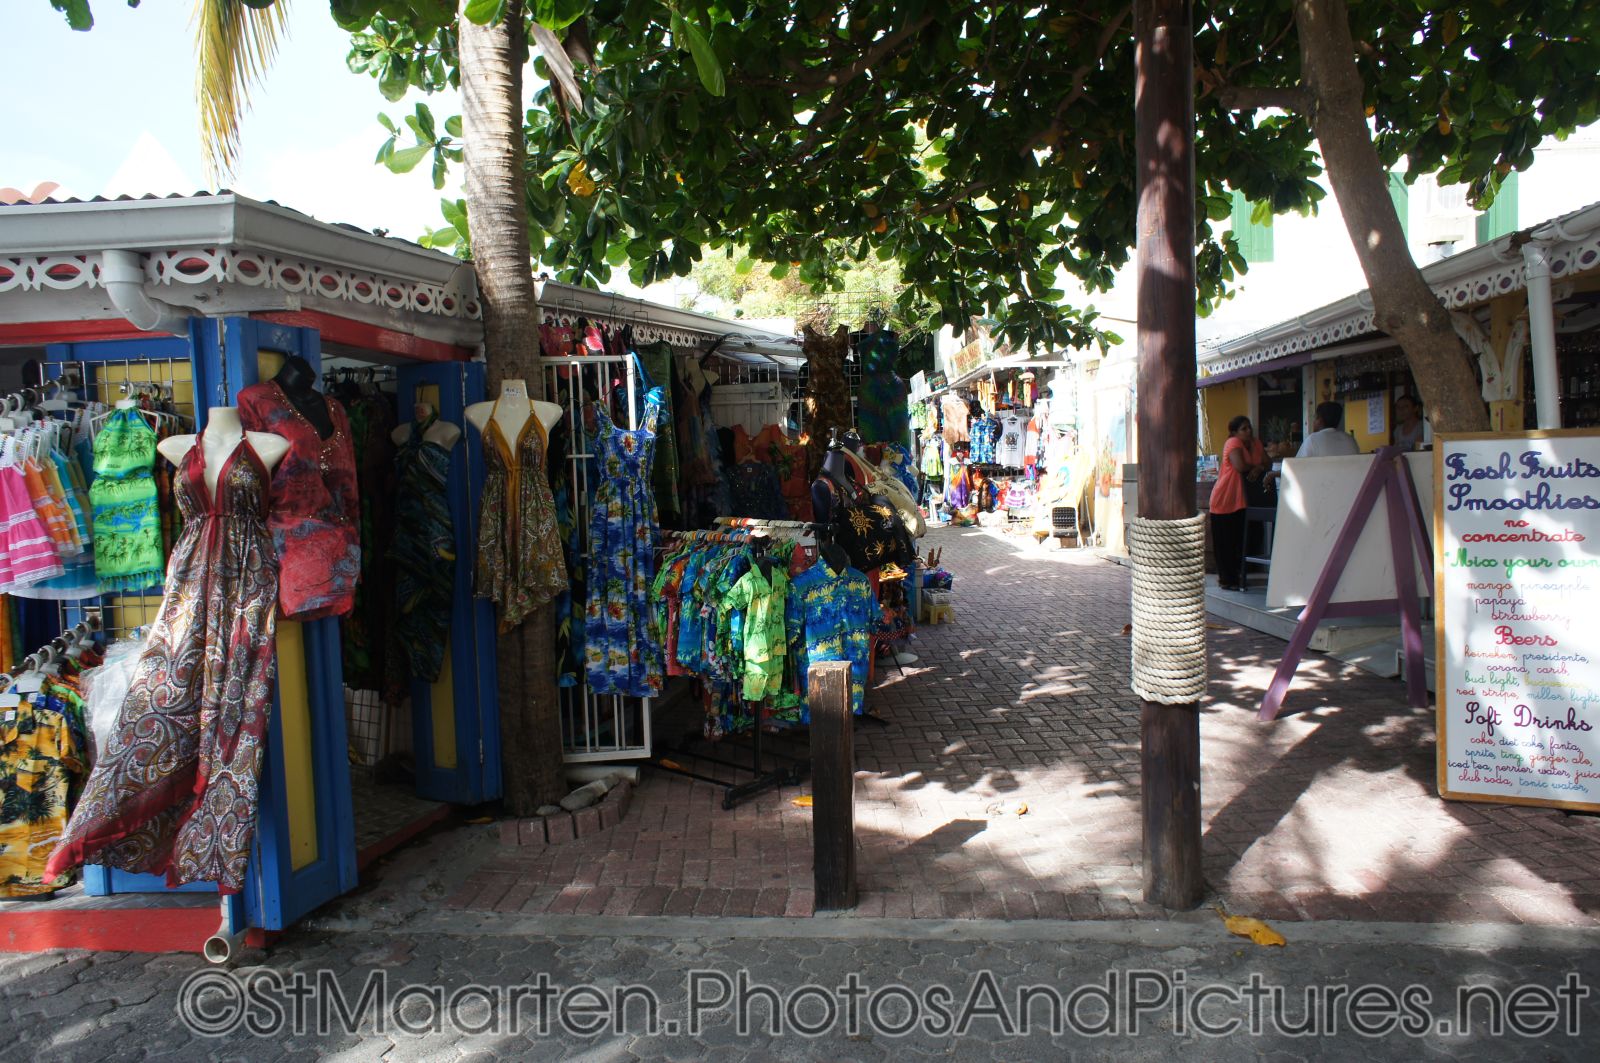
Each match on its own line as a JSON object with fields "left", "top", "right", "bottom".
{"left": 375, "top": 103, "right": 462, "bottom": 190}
{"left": 670, "top": 10, "right": 724, "bottom": 97}
{"left": 50, "top": 0, "right": 94, "bottom": 29}
{"left": 462, "top": 0, "right": 506, "bottom": 25}
{"left": 532, "top": 0, "right": 590, "bottom": 30}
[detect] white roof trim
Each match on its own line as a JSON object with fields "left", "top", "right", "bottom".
{"left": 534, "top": 278, "right": 797, "bottom": 353}
{"left": 1200, "top": 198, "right": 1600, "bottom": 376}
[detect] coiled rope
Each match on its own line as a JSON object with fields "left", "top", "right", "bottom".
{"left": 1127, "top": 514, "right": 1208, "bottom": 704}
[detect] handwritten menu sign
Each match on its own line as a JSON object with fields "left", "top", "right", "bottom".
{"left": 1436, "top": 431, "right": 1600, "bottom": 812}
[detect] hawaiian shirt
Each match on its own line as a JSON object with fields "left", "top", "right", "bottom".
{"left": 789, "top": 559, "right": 878, "bottom": 718}
{"left": 0, "top": 693, "right": 86, "bottom": 897}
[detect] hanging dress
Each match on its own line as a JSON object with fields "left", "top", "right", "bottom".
{"left": 856, "top": 329, "right": 911, "bottom": 448}
{"left": 89, "top": 408, "right": 164, "bottom": 591}
{"left": 387, "top": 419, "right": 456, "bottom": 688}
{"left": 476, "top": 404, "right": 567, "bottom": 632}
{"left": 583, "top": 389, "right": 665, "bottom": 697}
{"left": 46, "top": 431, "right": 280, "bottom": 893}
{"left": 802, "top": 324, "right": 853, "bottom": 479}
{"left": 237, "top": 380, "right": 361, "bottom": 621}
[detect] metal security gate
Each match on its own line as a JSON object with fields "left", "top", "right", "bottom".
{"left": 541, "top": 354, "right": 652, "bottom": 762}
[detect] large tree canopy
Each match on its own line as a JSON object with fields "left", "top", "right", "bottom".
{"left": 346, "top": 1, "right": 1600, "bottom": 357}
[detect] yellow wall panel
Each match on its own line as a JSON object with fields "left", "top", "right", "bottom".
{"left": 274, "top": 620, "right": 319, "bottom": 871}
{"left": 430, "top": 645, "right": 458, "bottom": 771}
{"left": 1200, "top": 380, "right": 1250, "bottom": 456}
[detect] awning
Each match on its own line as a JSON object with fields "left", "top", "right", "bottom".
{"left": 1197, "top": 349, "right": 1314, "bottom": 388}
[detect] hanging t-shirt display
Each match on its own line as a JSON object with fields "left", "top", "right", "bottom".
{"left": 969, "top": 414, "right": 999, "bottom": 464}
{"left": 790, "top": 558, "right": 878, "bottom": 718}
{"left": 237, "top": 380, "right": 361, "bottom": 620}
{"left": 340, "top": 389, "right": 397, "bottom": 691}
{"left": 834, "top": 493, "right": 912, "bottom": 573}
{"left": 995, "top": 411, "right": 1028, "bottom": 467}
{"left": 941, "top": 395, "right": 971, "bottom": 446}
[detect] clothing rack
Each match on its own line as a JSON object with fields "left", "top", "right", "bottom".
{"left": 0, "top": 613, "right": 102, "bottom": 692}
{"left": 647, "top": 524, "right": 813, "bottom": 809}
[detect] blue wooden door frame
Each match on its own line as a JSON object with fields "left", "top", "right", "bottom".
{"left": 395, "top": 360, "right": 502, "bottom": 804}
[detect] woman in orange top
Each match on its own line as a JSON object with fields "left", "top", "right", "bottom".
{"left": 1209, "top": 415, "right": 1268, "bottom": 591}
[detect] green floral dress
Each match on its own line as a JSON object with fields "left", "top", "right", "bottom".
{"left": 89, "top": 408, "right": 164, "bottom": 591}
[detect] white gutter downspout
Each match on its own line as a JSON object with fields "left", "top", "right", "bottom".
{"left": 1521, "top": 241, "right": 1561, "bottom": 430}
{"left": 99, "top": 250, "right": 194, "bottom": 336}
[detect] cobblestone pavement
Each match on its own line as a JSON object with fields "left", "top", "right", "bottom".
{"left": 446, "top": 527, "right": 1600, "bottom": 925}
{"left": 5, "top": 905, "right": 1598, "bottom": 1060}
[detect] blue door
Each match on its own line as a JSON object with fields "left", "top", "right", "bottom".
{"left": 219, "top": 318, "right": 359, "bottom": 930}
{"left": 395, "top": 360, "right": 502, "bottom": 804}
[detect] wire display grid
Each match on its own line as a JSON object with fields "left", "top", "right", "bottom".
{"left": 541, "top": 354, "right": 654, "bottom": 763}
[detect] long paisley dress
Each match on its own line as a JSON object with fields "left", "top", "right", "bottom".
{"left": 46, "top": 430, "right": 279, "bottom": 893}
{"left": 583, "top": 390, "right": 665, "bottom": 697}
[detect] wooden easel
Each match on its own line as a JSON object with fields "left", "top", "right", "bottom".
{"left": 1259, "top": 445, "right": 1433, "bottom": 720}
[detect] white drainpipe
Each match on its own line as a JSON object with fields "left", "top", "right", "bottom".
{"left": 99, "top": 250, "right": 194, "bottom": 336}
{"left": 1521, "top": 241, "right": 1561, "bottom": 429}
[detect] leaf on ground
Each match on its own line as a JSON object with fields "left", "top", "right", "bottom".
{"left": 464, "top": 816, "right": 493, "bottom": 824}
{"left": 791, "top": 795, "right": 814, "bottom": 808}
{"left": 1120, "top": 623, "right": 1132, "bottom": 635}
{"left": 1217, "top": 906, "right": 1287, "bottom": 947}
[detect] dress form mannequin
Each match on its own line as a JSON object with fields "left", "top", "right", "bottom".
{"left": 464, "top": 380, "right": 563, "bottom": 441}
{"left": 274, "top": 356, "right": 334, "bottom": 439}
{"left": 157, "top": 407, "right": 289, "bottom": 498}
{"left": 390, "top": 402, "right": 463, "bottom": 450}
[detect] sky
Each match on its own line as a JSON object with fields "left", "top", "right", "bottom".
{"left": 4, "top": 1, "right": 460, "bottom": 238}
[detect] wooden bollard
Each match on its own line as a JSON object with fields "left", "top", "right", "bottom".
{"left": 809, "top": 661, "right": 857, "bottom": 910}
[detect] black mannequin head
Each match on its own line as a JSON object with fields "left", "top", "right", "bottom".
{"left": 275, "top": 355, "right": 318, "bottom": 396}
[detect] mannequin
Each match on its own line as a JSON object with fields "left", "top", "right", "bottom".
{"left": 810, "top": 448, "right": 860, "bottom": 526}
{"left": 464, "top": 379, "right": 563, "bottom": 443}
{"left": 157, "top": 407, "right": 289, "bottom": 498}
{"left": 749, "top": 530, "right": 777, "bottom": 579}
{"left": 390, "top": 402, "right": 462, "bottom": 450}
{"left": 273, "top": 356, "right": 334, "bottom": 439}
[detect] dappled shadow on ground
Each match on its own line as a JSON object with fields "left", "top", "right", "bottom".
{"left": 438, "top": 526, "right": 1599, "bottom": 923}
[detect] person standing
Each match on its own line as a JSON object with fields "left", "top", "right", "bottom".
{"left": 1209, "top": 415, "right": 1267, "bottom": 592}
{"left": 1392, "top": 394, "right": 1427, "bottom": 451}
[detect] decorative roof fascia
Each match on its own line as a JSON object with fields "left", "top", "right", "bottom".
{"left": 0, "top": 194, "right": 481, "bottom": 330}
{"left": 1199, "top": 199, "right": 1600, "bottom": 377}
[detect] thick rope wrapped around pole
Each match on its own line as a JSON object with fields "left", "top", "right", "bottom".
{"left": 1128, "top": 514, "right": 1208, "bottom": 704}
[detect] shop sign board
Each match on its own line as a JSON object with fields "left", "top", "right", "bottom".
{"left": 1435, "top": 430, "right": 1600, "bottom": 812}
{"left": 926, "top": 371, "right": 947, "bottom": 393}
{"left": 947, "top": 332, "right": 1003, "bottom": 380}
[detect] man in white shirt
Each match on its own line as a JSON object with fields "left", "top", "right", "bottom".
{"left": 1297, "top": 401, "right": 1361, "bottom": 457}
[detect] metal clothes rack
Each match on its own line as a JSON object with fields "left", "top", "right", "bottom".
{"left": 0, "top": 613, "right": 103, "bottom": 693}
{"left": 646, "top": 524, "right": 814, "bottom": 809}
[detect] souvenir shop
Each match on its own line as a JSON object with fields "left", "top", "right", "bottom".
{"left": 0, "top": 196, "right": 943, "bottom": 952}
{"left": 529, "top": 286, "right": 934, "bottom": 808}
{"left": 912, "top": 349, "right": 1083, "bottom": 541}
{"left": 0, "top": 193, "right": 496, "bottom": 956}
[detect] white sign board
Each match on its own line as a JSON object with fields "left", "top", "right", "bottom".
{"left": 1436, "top": 431, "right": 1600, "bottom": 812}
{"left": 1266, "top": 452, "right": 1433, "bottom": 608}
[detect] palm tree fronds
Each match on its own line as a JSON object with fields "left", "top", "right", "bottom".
{"left": 193, "top": 0, "right": 291, "bottom": 184}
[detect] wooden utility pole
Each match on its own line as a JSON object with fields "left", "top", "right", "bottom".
{"left": 1133, "top": 0, "right": 1204, "bottom": 908}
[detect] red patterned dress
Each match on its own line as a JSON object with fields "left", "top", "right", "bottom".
{"left": 238, "top": 381, "right": 361, "bottom": 620}
{"left": 45, "top": 431, "right": 279, "bottom": 892}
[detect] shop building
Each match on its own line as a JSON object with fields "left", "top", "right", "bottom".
{"left": 0, "top": 192, "right": 934, "bottom": 953}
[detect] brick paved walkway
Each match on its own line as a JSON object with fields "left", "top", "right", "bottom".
{"left": 448, "top": 527, "right": 1600, "bottom": 923}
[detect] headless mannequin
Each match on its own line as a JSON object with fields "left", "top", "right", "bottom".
{"left": 390, "top": 402, "right": 462, "bottom": 450}
{"left": 810, "top": 447, "right": 861, "bottom": 525}
{"left": 465, "top": 380, "right": 563, "bottom": 444}
{"left": 749, "top": 530, "right": 776, "bottom": 579}
{"left": 157, "top": 407, "right": 289, "bottom": 499}
{"left": 273, "top": 356, "right": 334, "bottom": 439}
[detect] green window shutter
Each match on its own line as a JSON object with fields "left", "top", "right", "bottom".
{"left": 1387, "top": 172, "right": 1409, "bottom": 241}
{"left": 1230, "top": 190, "right": 1274, "bottom": 263}
{"left": 1476, "top": 170, "right": 1520, "bottom": 243}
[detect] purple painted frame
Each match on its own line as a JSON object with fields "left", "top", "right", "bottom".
{"left": 1259, "top": 446, "right": 1433, "bottom": 720}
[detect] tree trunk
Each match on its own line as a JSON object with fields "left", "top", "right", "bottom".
{"left": 460, "top": 0, "right": 566, "bottom": 813}
{"left": 1293, "top": 0, "right": 1489, "bottom": 433}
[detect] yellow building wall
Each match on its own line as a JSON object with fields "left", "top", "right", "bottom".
{"left": 1200, "top": 379, "right": 1250, "bottom": 455}
{"left": 1344, "top": 392, "right": 1388, "bottom": 453}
